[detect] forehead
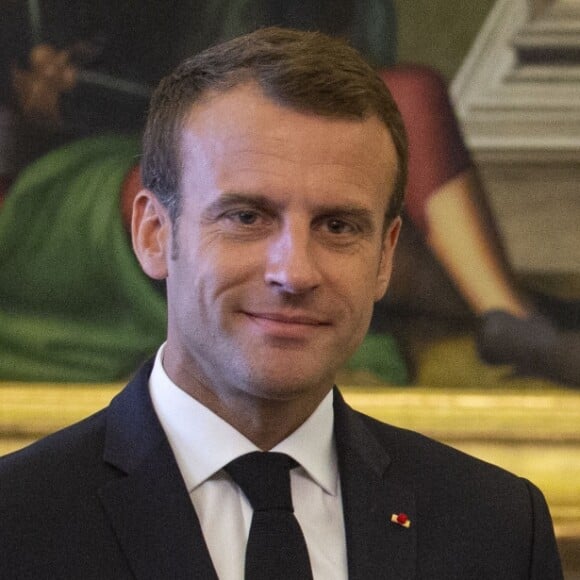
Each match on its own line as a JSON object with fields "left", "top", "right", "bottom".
{"left": 179, "top": 83, "right": 398, "bottom": 207}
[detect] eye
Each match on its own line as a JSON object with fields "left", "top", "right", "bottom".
{"left": 323, "top": 217, "right": 356, "bottom": 235}
{"left": 232, "top": 209, "right": 259, "bottom": 226}
{"left": 226, "top": 209, "right": 261, "bottom": 225}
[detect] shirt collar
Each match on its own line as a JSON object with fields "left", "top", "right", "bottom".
{"left": 149, "top": 345, "right": 338, "bottom": 496}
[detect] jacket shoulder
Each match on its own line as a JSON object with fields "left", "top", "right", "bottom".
{"left": 358, "top": 409, "right": 518, "bottom": 481}
{"left": 0, "top": 406, "right": 112, "bottom": 492}
{"left": 350, "top": 410, "right": 562, "bottom": 577}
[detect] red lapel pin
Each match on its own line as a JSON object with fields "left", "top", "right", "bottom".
{"left": 391, "top": 513, "right": 411, "bottom": 528}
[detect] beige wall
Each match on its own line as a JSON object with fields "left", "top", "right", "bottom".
{"left": 394, "top": 0, "right": 496, "bottom": 79}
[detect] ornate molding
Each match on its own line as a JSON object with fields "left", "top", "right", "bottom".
{"left": 515, "top": 1, "right": 580, "bottom": 64}
{"left": 451, "top": 0, "right": 580, "bottom": 162}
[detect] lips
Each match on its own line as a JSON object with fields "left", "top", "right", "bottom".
{"left": 242, "top": 310, "right": 331, "bottom": 338}
{"left": 246, "top": 311, "right": 329, "bottom": 325}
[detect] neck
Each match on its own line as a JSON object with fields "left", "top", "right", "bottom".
{"left": 188, "top": 381, "right": 329, "bottom": 450}
{"left": 161, "top": 345, "right": 333, "bottom": 449}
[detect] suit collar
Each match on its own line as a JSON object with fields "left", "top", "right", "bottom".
{"left": 334, "top": 387, "right": 416, "bottom": 580}
{"left": 99, "top": 361, "right": 218, "bottom": 579}
{"left": 97, "top": 365, "right": 415, "bottom": 579}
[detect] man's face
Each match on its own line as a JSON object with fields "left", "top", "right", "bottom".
{"left": 136, "top": 82, "right": 400, "bottom": 411}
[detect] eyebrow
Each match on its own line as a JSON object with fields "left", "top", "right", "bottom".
{"left": 201, "top": 193, "right": 277, "bottom": 219}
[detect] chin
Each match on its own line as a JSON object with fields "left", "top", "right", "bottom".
{"left": 242, "top": 367, "right": 334, "bottom": 402}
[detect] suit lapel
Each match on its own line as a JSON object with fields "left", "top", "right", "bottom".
{"left": 98, "top": 363, "right": 218, "bottom": 580}
{"left": 334, "top": 388, "right": 416, "bottom": 580}
{"left": 95, "top": 366, "right": 416, "bottom": 579}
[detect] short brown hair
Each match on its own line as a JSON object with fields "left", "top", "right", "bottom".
{"left": 141, "top": 27, "right": 407, "bottom": 226}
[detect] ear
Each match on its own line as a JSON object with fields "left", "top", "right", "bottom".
{"left": 374, "top": 216, "right": 402, "bottom": 301}
{"left": 132, "top": 189, "right": 171, "bottom": 280}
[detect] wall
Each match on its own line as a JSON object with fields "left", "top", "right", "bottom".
{"left": 394, "top": 0, "right": 496, "bottom": 79}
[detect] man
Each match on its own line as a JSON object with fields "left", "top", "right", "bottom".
{"left": 0, "top": 28, "right": 563, "bottom": 579}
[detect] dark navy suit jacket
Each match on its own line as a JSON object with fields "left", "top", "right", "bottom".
{"left": 0, "top": 361, "right": 563, "bottom": 579}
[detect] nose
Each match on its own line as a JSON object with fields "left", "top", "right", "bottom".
{"left": 264, "top": 221, "right": 322, "bottom": 294}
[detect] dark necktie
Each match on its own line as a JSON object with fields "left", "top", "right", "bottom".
{"left": 225, "top": 451, "right": 314, "bottom": 580}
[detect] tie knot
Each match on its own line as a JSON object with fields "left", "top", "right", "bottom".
{"left": 225, "top": 452, "right": 297, "bottom": 512}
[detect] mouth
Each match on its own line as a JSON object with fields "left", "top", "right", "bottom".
{"left": 242, "top": 311, "right": 331, "bottom": 338}
{"left": 246, "top": 311, "right": 329, "bottom": 325}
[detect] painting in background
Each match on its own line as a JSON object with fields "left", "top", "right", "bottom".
{"left": 1, "top": 0, "right": 579, "bottom": 389}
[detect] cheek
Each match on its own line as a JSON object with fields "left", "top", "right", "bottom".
{"left": 211, "top": 248, "right": 263, "bottom": 289}
{"left": 177, "top": 247, "right": 261, "bottom": 310}
{"left": 330, "top": 259, "right": 381, "bottom": 316}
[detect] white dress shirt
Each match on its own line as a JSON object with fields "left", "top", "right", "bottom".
{"left": 149, "top": 346, "right": 348, "bottom": 580}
